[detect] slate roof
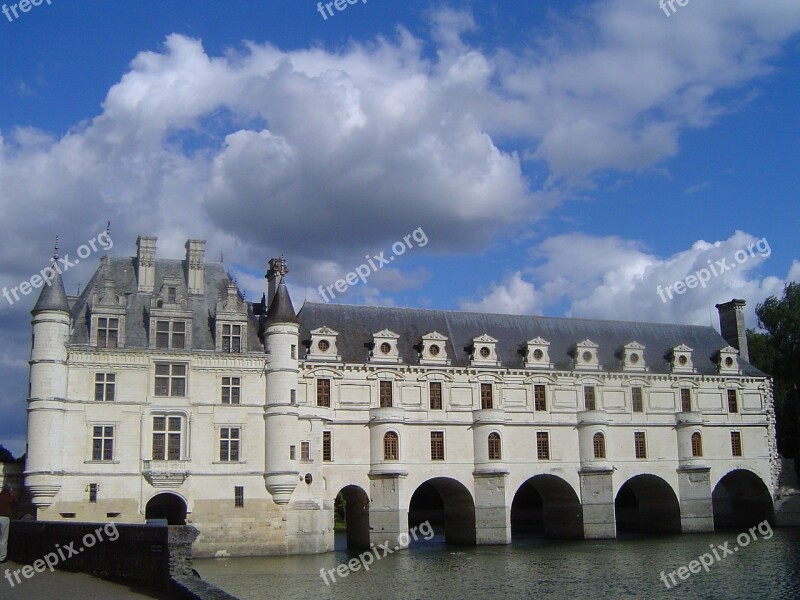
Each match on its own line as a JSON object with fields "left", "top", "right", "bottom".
{"left": 68, "top": 257, "right": 263, "bottom": 351}
{"left": 265, "top": 281, "right": 298, "bottom": 325}
{"left": 297, "top": 302, "right": 765, "bottom": 376}
{"left": 31, "top": 265, "right": 70, "bottom": 314}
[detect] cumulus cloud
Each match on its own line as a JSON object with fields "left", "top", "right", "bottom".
{"left": 462, "top": 231, "right": 797, "bottom": 328}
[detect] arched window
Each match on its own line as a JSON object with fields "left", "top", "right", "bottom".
{"left": 593, "top": 432, "right": 606, "bottom": 459}
{"left": 691, "top": 432, "right": 703, "bottom": 457}
{"left": 383, "top": 431, "right": 399, "bottom": 461}
{"left": 488, "top": 432, "right": 501, "bottom": 460}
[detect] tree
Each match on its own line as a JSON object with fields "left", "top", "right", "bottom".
{"left": 749, "top": 283, "right": 800, "bottom": 474}
{"left": 0, "top": 445, "right": 15, "bottom": 463}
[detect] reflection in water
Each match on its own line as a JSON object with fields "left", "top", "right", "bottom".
{"left": 195, "top": 529, "right": 800, "bottom": 600}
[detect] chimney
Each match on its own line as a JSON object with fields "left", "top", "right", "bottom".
{"left": 715, "top": 299, "right": 749, "bottom": 362}
{"left": 265, "top": 256, "right": 288, "bottom": 311}
{"left": 136, "top": 236, "right": 157, "bottom": 293}
{"left": 185, "top": 239, "right": 206, "bottom": 295}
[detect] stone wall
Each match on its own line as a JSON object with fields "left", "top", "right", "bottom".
{"left": 7, "top": 521, "right": 237, "bottom": 598}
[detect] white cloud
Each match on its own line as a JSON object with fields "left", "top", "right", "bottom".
{"left": 463, "top": 231, "right": 797, "bottom": 327}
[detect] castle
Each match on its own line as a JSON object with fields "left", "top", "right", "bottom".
{"left": 23, "top": 236, "right": 778, "bottom": 556}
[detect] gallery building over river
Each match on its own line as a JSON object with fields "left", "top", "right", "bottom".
{"left": 23, "top": 236, "right": 779, "bottom": 556}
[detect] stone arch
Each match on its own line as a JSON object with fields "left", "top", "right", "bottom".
{"left": 615, "top": 474, "right": 681, "bottom": 534}
{"left": 334, "top": 484, "right": 371, "bottom": 550}
{"left": 145, "top": 491, "right": 187, "bottom": 525}
{"left": 511, "top": 474, "right": 583, "bottom": 539}
{"left": 712, "top": 469, "right": 774, "bottom": 528}
{"left": 408, "top": 477, "right": 476, "bottom": 545}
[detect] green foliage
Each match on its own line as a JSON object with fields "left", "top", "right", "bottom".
{"left": 749, "top": 283, "right": 800, "bottom": 462}
{"left": 0, "top": 445, "right": 15, "bottom": 463}
{"left": 334, "top": 491, "right": 347, "bottom": 530}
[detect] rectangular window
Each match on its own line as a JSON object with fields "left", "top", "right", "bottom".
{"left": 155, "top": 363, "right": 186, "bottom": 397}
{"left": 536, "top": 432, "right": 550, "bottom": 460}
{"left": 584, "top": 386, "right": 596, "bottom": 411}
{"left": 301, "top": 440, "right": 311, "bottom": 462}
{"left": 234, "top": 486, "right": 244, "bottom": 508}
{"left": 534, "top": 384, "right": 547, "bottom": 411}
{"left": 289, "top": 445, "right": 296, "bottom": 461}
{"left": 221, "top": 376, "right": 241, "bottom": 404}
{"left": 92, "top": 426, "right": 114, "bottom": 461}
{"left": 167, "top": 286, "right": 177, "bottom": 304}
{"left": 155, "top": 320, "right": 186, "bottom": 350}
{"left": 222, "top": 324, "right": 242, "bottom": 353}
{"left": 94, "top": 373, "right": 116, "bottom": 402}
{"left": 727, "top": 389, "right": 739, "bottom": 413}
{"left": 322, "top": 431, "right": 332, "bottom": 462}
{"left": 152, "top": 416, "right": 182, "bottom": 460}
{"left": 731, "top": 431, "right": 743, "bottom": 457}
{"left": 290, "top": 389, "right": 296, "bottom": 404}
{"left": 429, "top": 382, "right": 443, "bottom": 410}
{"left": 97, "top": 317, "right": 119, "bottom": 349}
{"left": 291, "top": 344, "right": 297, "bottom": 359}
{"left": 430, "top": 431, "right": 444, "bottom": 461}
{"left": 219, "top": 427, "right": 240, "bottom": 462}
{"left": 480, "top": 383, "right": 493, "bottom": 409}
{"left": 631, "top": 387, "right": 643, "bottom": 412}
{"left": 379, "top": 380, "right": 393, "bottom": 408}
{"left": 634, "top": 432, "right": 647, "bottom": 459}
{"left": 681, "top": 388, "right": 692, "bottom": 412}
{"left": 317, "top": 379, "right": 331, "bottom": 407}
{"left": 88, "top": 483, "right": 98, "bottom": 503}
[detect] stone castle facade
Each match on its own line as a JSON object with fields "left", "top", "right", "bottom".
{"left": 23, "top": 236, "right": 779, "bottom": 556}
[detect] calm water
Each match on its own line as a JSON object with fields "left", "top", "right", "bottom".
{"left": 195, "top": 529, "right": 800, "bottom": 599}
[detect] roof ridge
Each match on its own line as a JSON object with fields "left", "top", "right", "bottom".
{"left": 299, "top": 301, "right": 717, "bottom": 330}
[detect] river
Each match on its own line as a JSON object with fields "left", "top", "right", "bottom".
{"left": 195, "top": 528, "right": 800, "bottom": 599}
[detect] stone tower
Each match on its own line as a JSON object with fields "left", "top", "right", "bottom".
{"left": 26, "top": 251, "right": 71, "bottom": 513}
{"left": 263, "top": 257, "right": 301, "bottom": 504}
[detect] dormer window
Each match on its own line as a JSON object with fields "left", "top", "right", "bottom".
{"left": 469, "top": 334, "right": 500, "bottom": 366}
{"left": 622, "top": 342, "right": 647, "bottom": 372}
{"left": 419, "top": 331, "right": 450, "bottom": 365}
{"left": 573, "top": 340, "right": 600, "bottom": 370}
{"left": 670, "top": 344, "right": 695, "bottom": 373}
{"left": 97, "top": 317, "right": 119, "bottom": 349}
{"left": 90, "top": 278, "right": 126, "bottom": 349}
{"left": 149, "top": 279, "right": 192, "bottom": 351}
{"left": 525, "top": 337, "right": 553, "bottom": 369}
{"left": 222, "top": 324, "right": 242, "bottom": 353}
{"left": 155, "top": 320, "right": 186, "bottom": 350}
{"left": 716, "top": 346, "right": 740, "bottom": 374}
{"left": 214, "top": 282, "right": 248, "bottom": 353}
{"left": 306, "top": 326, "right": 341, "bottom": 361}
{"left": 370, "top": 329, "right": 401, "bottom": 364}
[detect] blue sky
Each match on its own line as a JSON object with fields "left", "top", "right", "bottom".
{"left": 1, "top": 0, "right": 799, "bottom": 455}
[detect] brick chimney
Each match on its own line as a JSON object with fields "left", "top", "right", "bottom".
{"left": 185, "top": 239, "right": 206, "bottom": 295}
{"left": 715, "top": 299, "right": 749, "bottom": 362}
{"left": 136, "top": 236, "right": 157, "bottom": 293}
